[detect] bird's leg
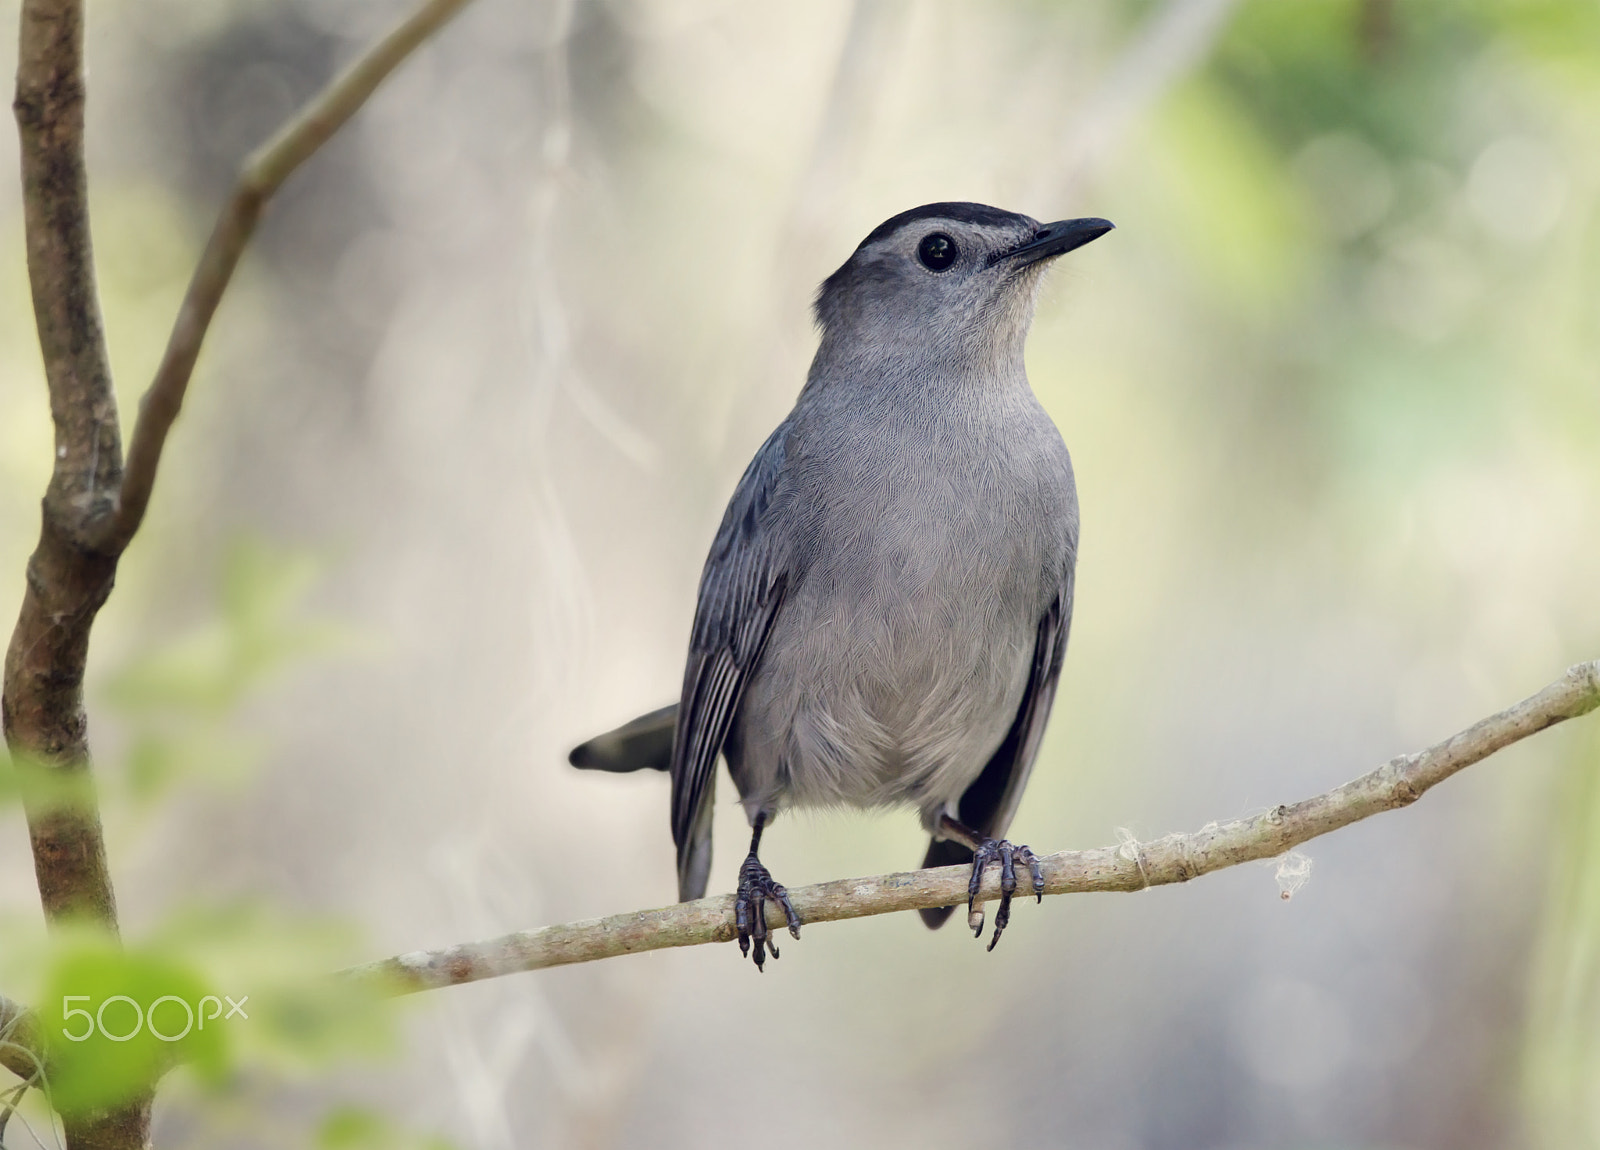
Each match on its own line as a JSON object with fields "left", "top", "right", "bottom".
{"left": 936, "top": 813, "right": 1044, "bottom": 951}
{"left": 734, "top": 812, "right": 801, "bottom": 971}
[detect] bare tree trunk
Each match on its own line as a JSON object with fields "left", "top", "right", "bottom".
{"left": 8, "top": 1, "right": 145, "bottom": 1142}
{"left": 5, "top": 0, "right": 478, "bottom": 1143}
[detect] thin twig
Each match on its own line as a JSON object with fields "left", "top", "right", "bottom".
{"left": 0, "top": 993, "right": 43, "bottom": 1086}
{"left": 347, "top": 659, "right": 1600, "bottom": 994}
{"left": 108, "top": 0, "right": 479, "bottom": 549}
{"left": 1031, "top": 0, "right": 1244, "bottom": 205}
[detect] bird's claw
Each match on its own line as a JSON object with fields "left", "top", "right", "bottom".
{"left": 735, "top": 852, "right": 801, "bottom": 971}
{"left": 967, "top": 838, "right": 1044, "bottom": 951}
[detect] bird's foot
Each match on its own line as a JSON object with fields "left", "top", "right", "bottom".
{"left": 967, "top": 839, "right": 1044, "bottom": 951}
{"left": 735, "top": 852, "right": 801, "bottom": 971}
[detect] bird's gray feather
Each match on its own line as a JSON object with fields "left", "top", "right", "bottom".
{"left": 568, "top": 704, "right": 675, "bottom": 772}
{"left": 970, "top": 577, "right": 1073, "bottom": 842}
{"left": 579, "top": 202, "right": 1106, "bottom": 920}
{"left": 671, "top": 427, "right": 792, "bottom": 899}
{"left": 918, "top": 582, "right": 1071, "bottom": 927}
{"left": 724, "top": 372, "right": 1076, "bottom": 833}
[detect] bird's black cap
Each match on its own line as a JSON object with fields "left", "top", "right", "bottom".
{"left": 855, "top": 201, "right": 1035, "bottom": 250}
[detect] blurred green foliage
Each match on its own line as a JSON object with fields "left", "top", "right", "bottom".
{"left": 318, "top": 1107, "right": 456, "bottom": 1150}
{"left": 1192, "top": 2, "right": 1600, "bottom": 1142}
{"left": 38, "top": 933, "right": 228, "bottom": 1115}
{"left": 1525, "top": 723, "right": 1600, "bottom": 1148}
{"left": 0, "top": 538, "right": 418, "bottom": 1139}
{"left": 1, "top": 905, "right": 401, "bottom": 1120}
{"left": 103, "top": 535, "right": 351, "bottom": 802}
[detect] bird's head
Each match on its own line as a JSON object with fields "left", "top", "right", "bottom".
{"left": 812, "top": 202, "right": 1113, "bottom": 372}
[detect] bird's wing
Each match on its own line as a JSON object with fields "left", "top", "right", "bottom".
{"left": 671, "top": 426, "right": 793, "bottom": 900}
{"left": 919, "top": 575, "right": 1073, "bottom": 926}
{"left": 966, "top": 577, "right": 1073, "bottom": 842}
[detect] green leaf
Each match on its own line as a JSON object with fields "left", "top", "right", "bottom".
{"left": 39, "top": 940, "right": 228, "bottom": 1116}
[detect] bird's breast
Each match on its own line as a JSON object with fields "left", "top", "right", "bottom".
{"left": 729, "top": 397, "right": 1075, "bottom": 816}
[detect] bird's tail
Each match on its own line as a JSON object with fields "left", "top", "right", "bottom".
{"left": 918, "top": 837, "right": 974, "bottom": 929}
{"left": 677, "top": 794, "right": 715, "bottom": 901}
{"left": 568, "top": 704, "right": 677, "bottom": 773}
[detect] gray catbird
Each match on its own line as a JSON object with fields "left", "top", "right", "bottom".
{"left": 571, "top": 202, "right": 1112, "bottom": 968}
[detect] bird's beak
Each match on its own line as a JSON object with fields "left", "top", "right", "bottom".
{"left": 997, "top": 217, "right": 1115, "bottom": 268}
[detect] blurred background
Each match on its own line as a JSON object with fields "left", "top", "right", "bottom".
{"left": 2, "top": 0, "right": 1599, "bottom": 1146}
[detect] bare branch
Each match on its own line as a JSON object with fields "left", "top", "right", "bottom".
{"left": 1031, "top": 0, "right": 1244, "bottom": 205}
{"left": 349, "top": 659, "right": 1600, "bottom": 994}
{"left": 109, "top": 0, "right": 478, "bottom": 549}
{"left": 13, "top": 0, "right": 122, "bottom": 541}
{"left": 785, "top": 0, "right": 908, "bottom": 252}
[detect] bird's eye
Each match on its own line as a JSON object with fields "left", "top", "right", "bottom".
{"left": 917, "top": 232, "right": 958, "bottom": 272}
